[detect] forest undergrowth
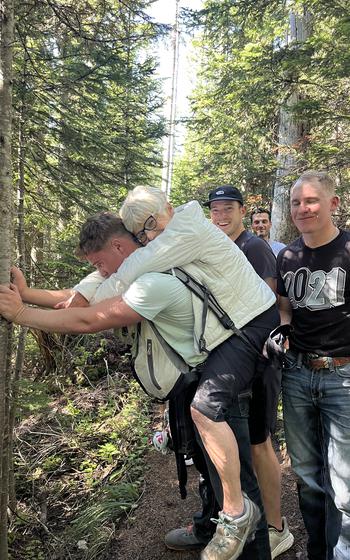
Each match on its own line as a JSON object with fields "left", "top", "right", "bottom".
{"left": 9, "top": 329, "right": 296, "bottom": 560}
{"left": 9, "top": 331, "right": 151, "bottom": 560}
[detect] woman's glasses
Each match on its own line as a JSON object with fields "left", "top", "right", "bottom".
{"left": 135, "top": 215, "right": 157, "bottom": 244}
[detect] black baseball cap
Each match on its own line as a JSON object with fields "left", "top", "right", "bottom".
{"left": 203, "top": 185, "right": 244, "bottom": 207}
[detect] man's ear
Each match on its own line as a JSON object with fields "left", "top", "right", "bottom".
{"left": 331, "top": 195, "right": 340, "bottom": 212}
{"left": 110, "top": 237, "right": 122, "bottom": 253}
{"left": 241, "top": 205, "right": 247, "bottom": 218}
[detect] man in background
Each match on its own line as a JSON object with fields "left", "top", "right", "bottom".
{"left": 251, "top": 207, "right": 286, "bottom": 256}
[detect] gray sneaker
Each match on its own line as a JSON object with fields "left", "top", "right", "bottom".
{"left": 269, "top": 517, "right": 294, "bottom": 559}
{"left": 165, "top": 525, "right": 206, "bottom": 551}
{"left": 200, "top": 495, "right": 261, "bottom": 560}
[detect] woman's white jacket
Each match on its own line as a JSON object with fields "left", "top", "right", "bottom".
{"left": 74, "top": 201, "right": 276, "bottom": 354}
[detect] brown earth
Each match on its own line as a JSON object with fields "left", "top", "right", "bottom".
{"left": 109, "top": 418, "right": 307, "bottom": 560}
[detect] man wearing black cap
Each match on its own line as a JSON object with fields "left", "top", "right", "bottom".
{"left": 205, "top": 185, "right": 244, "bottom": 208}
{"left": 164, "top": 186, "right": 293, "bottom": 558}
{"left": 204, "top": 186, "right": 275, "bottom": 291}
{"left": 204, "top": 185, "right": 294, "bottom": 558}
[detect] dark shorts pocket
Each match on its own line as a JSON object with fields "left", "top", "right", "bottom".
{"left": 237, "top": 391, "right": 251, "bottom": 419}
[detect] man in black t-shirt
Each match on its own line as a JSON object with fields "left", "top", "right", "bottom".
{"left": 208, "top": 186, "right": 293, "bottom": 558}
{"left": 276, "top": 170, "right": 350, "bottom": 560}
{"left": 165, "top": 186, "right": 294, "bottom": 560}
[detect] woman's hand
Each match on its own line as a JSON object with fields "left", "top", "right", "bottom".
{"left": 0, "top": 284, "right": 25, "bottom": 322}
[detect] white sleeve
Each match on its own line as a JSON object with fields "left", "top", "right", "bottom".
{"left": 73, "top": 270, "right": 126, "bottom": 304}
{"left": 107, "top": 201, "right": 206, "bottom": 285}
{"left": 90, "top": 275, "right": 127, "bottom": 304}
{"left": 73, "top": 271, "right": 105, "bottom": 302}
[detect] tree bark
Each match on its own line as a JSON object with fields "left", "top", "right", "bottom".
{"left": 0, "top": 0, "right": 14, "bottom": 556}
{"left": 271, "top": 8, "right": 312, "bottom": 243}
{"left": 8, "top": 83, "right": 28, "bottom": 512}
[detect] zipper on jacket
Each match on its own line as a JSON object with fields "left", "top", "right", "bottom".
{"left": 147, "top": 339, "right": 162, "bottom": 390}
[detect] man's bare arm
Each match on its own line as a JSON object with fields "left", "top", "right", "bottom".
{"left": 22, "top": 287, "right": 76, "bottom": 307}
{"left": 263, "top": 277, "right": 277, "bottom": 294}
{"left": 278, "top": 295, "right": 293, "bottom": 325}
{"left": 11, "top": 266, "right": 76, "bottom": 308}
{"left": 0, "top": 284, "right": 142, "bottom": 333}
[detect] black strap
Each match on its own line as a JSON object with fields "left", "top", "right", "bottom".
{"left": 171, "top": 267, "right": 260, "bottom": 356}
{"left": 199, "top": 286, "right": 210, "bottom": 353}
{"left": 168, "top": 373, "right": 200, "bottom": 499}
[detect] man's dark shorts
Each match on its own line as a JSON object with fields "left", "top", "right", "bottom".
{"left": 248, "top": 357, "right": 281, "bottom": 445}
{"left": 191, "top": 305, "right": 279, "bottom": 422}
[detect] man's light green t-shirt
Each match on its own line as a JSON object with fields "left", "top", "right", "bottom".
{"left": 122, "top": 272, "right": 204, "bottom": 367}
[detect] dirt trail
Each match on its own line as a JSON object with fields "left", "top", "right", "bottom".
{"left": 109, "top": 440, "right": 307, "bottom": 560}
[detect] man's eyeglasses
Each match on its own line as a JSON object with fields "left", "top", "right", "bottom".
{"left": 135, "top": 215, "right": 157, "bottom": 244}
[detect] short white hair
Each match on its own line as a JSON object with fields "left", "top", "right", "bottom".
{"left": 119, "top": 185, "right": 168, "bottom": 234}
{"left": 293, "top": 170, "right": 336, "bottom": 196}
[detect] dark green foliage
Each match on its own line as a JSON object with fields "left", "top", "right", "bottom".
{"left": 174, "top": 0, "right": 350, "bottom": 206}
{"left": 13, "top": 0, "right": 167, "bottom": 286}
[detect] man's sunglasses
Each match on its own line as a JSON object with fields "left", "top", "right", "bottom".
{"left": 135, "top": 215, "right": 157, "bottom": 244}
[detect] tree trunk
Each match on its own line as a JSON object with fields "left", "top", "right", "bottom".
{"left": 0, "top": 0, "right": 14, "bottom": 556}
{"left": 8, "top": 86, "right": 28, "bottom": 512}
{"left": 271, "top": 8, "right": 312, "bottom": 243}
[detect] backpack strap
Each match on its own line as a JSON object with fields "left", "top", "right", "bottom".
{"left": 199, "top": 285, "right": 210, "bottom": 353}
{"left": 171, "top": 267, "right": 260, "bottom": 356}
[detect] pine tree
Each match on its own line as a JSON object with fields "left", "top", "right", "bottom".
{"left": 0, "top": 0, "right": 14, "bottom": 556}
{"left": 12, "top": 0, "right": 166, "bottom": 288}
{"left": 174, "top": 0, "right": 350, "bottom": 230}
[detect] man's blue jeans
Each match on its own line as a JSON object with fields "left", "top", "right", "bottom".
{"left": 282, "top": 353, "right": 350, "bottom": 560}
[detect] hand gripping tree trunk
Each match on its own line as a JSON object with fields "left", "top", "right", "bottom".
{"left": 0, "top": 0, "right": 14, "bottom": 558}
{"left": 271, "top": 7, "right": 312, "bottom": 243}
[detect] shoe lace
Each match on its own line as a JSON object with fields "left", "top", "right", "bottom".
{"left": 210, "top": 515, "right": 243, "bottom": 542}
